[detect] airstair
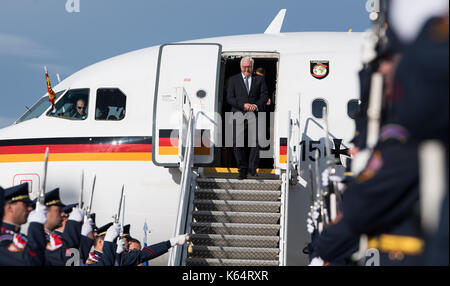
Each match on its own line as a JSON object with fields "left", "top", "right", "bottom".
{"left": 184, "top": 175, "right": 283, "bottom": 266}
{"left": 168, "top": 109, "right": 298, "bottom": 266}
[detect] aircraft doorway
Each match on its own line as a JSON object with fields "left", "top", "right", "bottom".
{"left": 216, "top": 53, "right": 279, "bottom": 171}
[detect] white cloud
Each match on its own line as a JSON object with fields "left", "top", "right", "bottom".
{"left": 0, "top": 33, "right": 56, "bottom": 58}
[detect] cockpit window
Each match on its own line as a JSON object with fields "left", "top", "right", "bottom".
{"left": 47, "top": 89, "right": 90, "bottom": 120}
{"left": 15, "top": 90, "right": 66, "bottom": 124}
{"left": 95, "top": 88, "right": 126, "bottom": 121}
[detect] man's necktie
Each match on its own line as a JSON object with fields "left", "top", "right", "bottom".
{"left": 245, "top": 77, "right": 249, "bottom": 94}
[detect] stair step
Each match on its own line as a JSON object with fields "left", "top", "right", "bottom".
{"left": 192, "top": 211, "right": 280, "bottom": 224}
{"left": 194, "top": 200, "right": 281, "bottom": 213}
{"left": 194, "top": 189, "right": 280, "bottom": 201}
{"left": 196, "top": 178, "right": 281, "bottom": 191}
{"left": 189, "top": 234, "right": 279, "bottom": 248}
{"left": 200, "top": 168, "right": 279, "bottom": 180}
{"left": 189, "top": 246, "right": 279, "bottom": 260}
{"left": 191, "top": 222, "right": 280, "bottom": 236}
{"left": 186, "top": 258, "right": 279, "bottom": 266}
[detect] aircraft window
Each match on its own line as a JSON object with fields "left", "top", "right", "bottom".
{"left": 15, "top": 90, "right": 66, "bottom": 124}
{"left": 312, "top": 98, "right": 327, "bottom": 119}
{"left": 95, "top": 88, "right": 126, "bottom": 121}
{"left": 347, "top": 99, "right": 361, "bottom": 119}
{"left": 46, "top": 89, "right": 90, "bottom": 120}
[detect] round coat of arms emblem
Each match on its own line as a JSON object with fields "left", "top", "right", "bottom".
{"left": 310, "top": 61, "right": 330, "bottom": 80}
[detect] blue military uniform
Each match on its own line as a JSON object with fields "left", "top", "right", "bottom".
{"left": 85, "top": 222, "right": 112, "bottom": 266}
{"left": 0, "top": 183, "right": 47, "bottom": 266}
{"left": 42, "top": 188, "right": 82, "bottom": 266}
{"left": 343, "top": 125, "right": 424, "bottom": 266}
{"left": 393, "top": 16, "right": 449, "bottom": 266}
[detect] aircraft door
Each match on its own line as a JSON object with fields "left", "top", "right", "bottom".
{"left": 153, "top": 43, "right": 222, "bottom": 167}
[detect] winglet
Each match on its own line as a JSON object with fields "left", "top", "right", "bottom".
{"left": 264, "top": 9, "right": 287, "bottom": 35}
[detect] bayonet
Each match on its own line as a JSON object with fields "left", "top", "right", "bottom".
{"left": 114, "top": 185, "right": 124, "bottom": 224}
{"left": 143, "top": 221, "right": 148, "bottom": 246}
{"left": 37, "top": 147, "right": 49, "bottom": 211}
{"left": 79, "top": 170, "right": 84, "bottom": 209}
{"left": 86, "top": 175, "right": 96, "bottom": 218}
{"left": 120, "top": 195, "right": 125, "bottom": 239}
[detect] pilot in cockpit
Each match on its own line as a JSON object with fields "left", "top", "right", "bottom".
{"left": 72, "top": 98, "right": 87, "bottom": 120}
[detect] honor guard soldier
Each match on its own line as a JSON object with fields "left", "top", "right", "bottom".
{"left": 86, "top": 222, "right": 113, "bottom": 265}
{"left": 392, "top": 12, "right": 449, "bottom": 266}
{"left": 55, "top": 203, "right": 78, "bottom": 235}
{"left": 345, "top": 125, "right": 424, "bottom": 266}
{"left": 42, "top": 188, "right": 84, "bottom": 266}
{"left": 53, "top": 202, "right": 94, "bottom": 265}
{"left": 0, "top": 183, "right": 48, "bottom": 266}
{"left": 101, "top": 223, "right": 189, "bottom": 266}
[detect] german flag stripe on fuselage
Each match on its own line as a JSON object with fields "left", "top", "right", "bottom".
{"left": 280, "top": 137, "right": 287, "bottom": 164}
{"left": 0, "top": 136, "right": 153, "bottom": 163}
{"left": 158, "top": 129, "right": 178, "bottom": 155}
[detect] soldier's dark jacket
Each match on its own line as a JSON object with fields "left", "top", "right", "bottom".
{"left": 44, "top": 220, "right": 82, "bottom": 266}
{"left": 80, "top": 235, "right": 94, "bottom": 263}
{"left": 0, "top": 222, "right": 47, "bottom": 266}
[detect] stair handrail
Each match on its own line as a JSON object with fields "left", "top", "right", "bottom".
{"left": 169, "top": 108, "right": 195, "bottom": 266}
{"left": 280, "top": 111, "right": 294, "bottom": 266}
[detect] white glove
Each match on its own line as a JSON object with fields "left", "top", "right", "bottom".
{"left": 28, "top": 207, "right": 48, "bottom": 225}
{"left": 116, "top": 238, "right": 125, "bottom": 254}
{"left": 321, "top": 169, "right": 343, "bottom": 187}
{"left": 68, "top": 207, "right": 84, "bottom": 222}
{"left": 81, "top": 218, "right": 93, "bottom": 237}
{"left": 170, "top": 234, "right": 188, "bottom": 247}
{"left": 309, "top": 257, "right": 324, "bottom": 266}
{"left": 307, "top": 223, "right": 315, "bottom": 234}
{"left": 104, "top": 223, "right": 121, "bottom": 242}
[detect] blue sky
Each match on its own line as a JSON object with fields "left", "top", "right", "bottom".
{"left": 0, "top": 0, "right": 371, "bottom": 128}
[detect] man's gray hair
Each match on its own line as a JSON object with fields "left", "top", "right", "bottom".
{"left": 240, "top": 56, "right": 254, "bottom": 67}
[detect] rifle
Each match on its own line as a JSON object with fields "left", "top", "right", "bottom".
{"left": 322, "top": 106, "right": 343, "bottom": 222}
{"left": 36, "top": 147, "right": 49, "bottom": 211}
{"left": 85, "top": 175, "right": 96, "bottom": 222}
{"left": 313, "top": 150, "right": 326, "bottom": 233}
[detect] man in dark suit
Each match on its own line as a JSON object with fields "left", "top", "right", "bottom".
{"left": 226, "top": 57, "right": 269, "bottom": 179}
